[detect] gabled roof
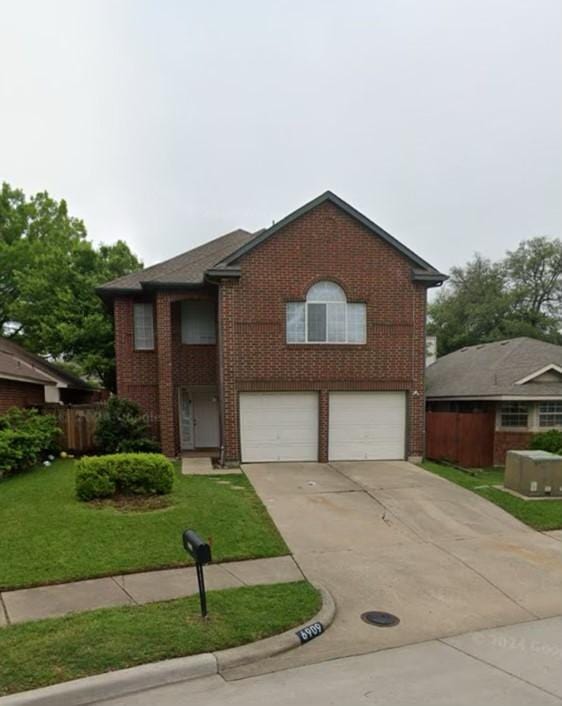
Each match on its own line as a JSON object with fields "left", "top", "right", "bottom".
{"left": 515, "top": 364, "right": 562, "bottom": 385}
{"left": 215, "top": 191, "right": 446, "bottom": 283}
{"left": 0, "top": 337, "right": 91, "bottom": 390}
{"left": 426, "top": 338, "right": 562, "bottom": 400}
{"left": 97, "top": 191, "right": 446, "bottom": 296}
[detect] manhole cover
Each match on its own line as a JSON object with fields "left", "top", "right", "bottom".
{"left": 360, "top": 611, "right": 400, "bottom": 627}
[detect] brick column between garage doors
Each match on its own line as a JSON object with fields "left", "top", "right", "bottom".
{"left": 319, "top": 390, "right": 329, "bottom": 463}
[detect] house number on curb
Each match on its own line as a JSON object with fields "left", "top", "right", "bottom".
{"left": 296, "top": 622, "right": 324, "bottom": 644}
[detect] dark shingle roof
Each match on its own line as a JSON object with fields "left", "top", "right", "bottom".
{"left": 98, "top": 191, "right": 447, "bottom": 295}
{"left": 426, "top": 338, "right": 562, "bottom": 399}
{"left": 0, "top": 338, "right": 90, "bottom": 389}
{"left": 98, "top": 228, "right": 259, "bottom": 293}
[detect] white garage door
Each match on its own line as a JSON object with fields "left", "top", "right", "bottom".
{"left": 239, "top": 393, "right": 319, "bottom": 462}
{"left": 329, "top": 392, "right": 406, "bottom": 460}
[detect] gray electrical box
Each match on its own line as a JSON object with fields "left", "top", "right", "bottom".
{"left": 504, "top": 450, "right": 562, "bottom": 497}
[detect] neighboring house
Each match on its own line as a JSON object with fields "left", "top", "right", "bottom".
{"left": 98, "top": 191, "right": 446, "bottom": 463}
{"left": 426, "top": 337, "right": 562, "bottom": 466}
{"left": 0, "top": 337, "right": 95, "bottom": 414}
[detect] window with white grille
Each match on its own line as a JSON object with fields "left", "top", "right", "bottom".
{"left": 500, "top": 402, "right": 528, "bottom": 428}
{"left": 539, "top": 401, "right": 562, "bottom": 427}
{"left": 286, "top": 281, "right": 366, "bottom": 344}
{"left": 133, "top": 303, "right": 154, "bottom": 350}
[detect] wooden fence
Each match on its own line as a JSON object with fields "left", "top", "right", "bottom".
{"left": 44, "top": 404, "right": 104, "bottom": 453}
{"left": 426, "top": 410, "right": 495, "bottom": 468}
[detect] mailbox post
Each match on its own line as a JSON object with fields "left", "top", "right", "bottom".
{"left": 183, "top": 529, "right": 212, "bottom": 618}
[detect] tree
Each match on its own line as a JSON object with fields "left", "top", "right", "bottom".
{"left": 504, "top": 237, "right": 562, "bottom": 325}
{"left": 428, "top": 239, "right": 562, "bottom": 356}
{"left": 0, "top": 182, "right": 141, "bottom": 389}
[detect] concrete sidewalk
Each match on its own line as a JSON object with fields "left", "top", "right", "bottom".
{"left": 0, "top": 556, "right": 302, "bottom": 625}
{"left": 93, "top": 616, "right": 562, "bottom": 706}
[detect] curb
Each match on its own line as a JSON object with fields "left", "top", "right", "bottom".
{"left": 216, "top": 585, "right": 335, "bottom": 672}
{"left": 0, "top": 585, "right": 335, "bottom": 706}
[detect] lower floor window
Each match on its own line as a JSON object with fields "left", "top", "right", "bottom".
{"left": 500, "top": 402, "right": 528, "bottom": 427}
{"left": 539, "top": 401, "right": 562, "bottom": 427}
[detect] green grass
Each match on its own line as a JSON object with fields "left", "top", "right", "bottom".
{"left": 0, "top": 581, "right": 320, "bottom": 697}
{"left": 421, "top": 461, "right": 562, "bottom": 531}
{"left": 0, "top": 460, "right": 288, "bottom": 590}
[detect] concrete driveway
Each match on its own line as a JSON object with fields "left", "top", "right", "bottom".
{"left": 231, "top": 460, "right": 562, "bottom": 678}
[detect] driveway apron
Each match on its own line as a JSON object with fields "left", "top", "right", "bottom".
{"left": 233, "top": 460, "right": 562, "bottom": 679}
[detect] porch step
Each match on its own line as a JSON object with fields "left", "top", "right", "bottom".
{"left": 181, "top": 457, "right": 241, "bottom": 475}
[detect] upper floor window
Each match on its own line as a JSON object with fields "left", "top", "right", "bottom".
{"left": 500, "top": 401, "right": 528, "bottom": 428}
{"left": 133, "top": 303, "right": 154, "bottom": 350}
{"left": 181, "top": 300, "right": 216, "bottom": 344}
{"left": 286, "top": 281, "right": 366, "bottom": 344}
{"left": 539, "top": 401, "right": 562, "bottom": 427}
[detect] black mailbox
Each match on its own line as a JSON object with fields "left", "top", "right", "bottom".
{"left": 183, "top": 530, "right": 212, "bottom": 565}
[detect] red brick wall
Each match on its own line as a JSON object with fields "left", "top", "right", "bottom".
{"left": 494, "top": 431, "right": 533, "bottom": 466}
{"left": 113, "top": 291, "right": 218, "bottom": 456}
{"left": 114, "top": 297, "right": 160, "bottom": 436}
{"left": 219, "top": 200, "right": 428, "bottom": 462}
{"left": 113, "top": 202, "right": 430, "bottom": 461}
{"left": 0, "top": 379, "right": 44, "bottom": 414}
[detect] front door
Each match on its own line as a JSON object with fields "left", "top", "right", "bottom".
{"left": 179, "top": 389, "right": 194, "bottom": 450}
{"left": 179, "top": 388, "right": 220, "bottom": 450}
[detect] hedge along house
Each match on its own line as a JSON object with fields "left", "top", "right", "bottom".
{"left": 98, "top": 191, "right": 446, "bottom": 464}
{"left": 426, "top": 338, "right": 562, "bottom": 466}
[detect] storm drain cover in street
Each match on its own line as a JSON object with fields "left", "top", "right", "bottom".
{"left": 360, "top": 611, "right": 400, "bottom": 627}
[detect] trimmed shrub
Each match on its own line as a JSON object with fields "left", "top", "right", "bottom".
{"left": 94, "top": 397, "right": 160, "bottom": 454}
{"left": 76, "top": 453, "right": 174, "bottom": 501}
{"left": 0, "top": 408, "right": 60, "bottom": 477}
{"left": 529, "top": 430, "right": 562, "bottom": 454}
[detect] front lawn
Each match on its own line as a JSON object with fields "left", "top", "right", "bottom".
{"left": 0, "top": 460, "right": 288, "bottom": 590}
{"left": 421, "top": 461, "right": 562, "bottom": 531}
{"left": 0, "top": 581, "right": 320, "bottom": 697}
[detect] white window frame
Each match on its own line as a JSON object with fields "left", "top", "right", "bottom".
{"left": 133, "top": 302, "right": 154, "bottom": 351}
{"left": 286, "top": 281, "right": 366, "bottom": 345}
{"left": 499, "top": 401, "right": 529, "bottom": 429}
{"left": 538, "top": 401, "right": 562, "bottom": 428}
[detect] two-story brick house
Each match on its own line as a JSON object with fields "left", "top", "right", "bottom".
{"left": 98, "top": 192, "right": 446, "bottom": 464}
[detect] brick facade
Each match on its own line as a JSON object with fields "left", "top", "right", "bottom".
{"left": 0, "top": 379, "right": 44, "bottom": 414}
{"left": 218, "top": 201, "right": 427, "bottom": 462}
{"left": 493, "top": 431, "right": 534, "bottom": 466}
{"left": 113, "top": 201, "right": 430, "bottom": 461}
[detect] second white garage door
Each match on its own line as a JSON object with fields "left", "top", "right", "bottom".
{"left": 239, "top": 392, "right": 318, "bottom": 462}
{"left": 329, "top": 392, "right": 406, "bottom": 460}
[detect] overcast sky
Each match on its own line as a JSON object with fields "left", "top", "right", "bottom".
{"left": 1, "top": 0, "right": 560, "bottom": 275}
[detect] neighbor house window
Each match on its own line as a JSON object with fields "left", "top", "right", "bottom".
{"left": 286, "top": 281, "right": 366, "bottom": 344}
{"left": 181, "top": 300, "right": 216, "bottom": 344}
{"left": 539, "top": 402, "right": 562, "bottom": 427}
{"left": 500, "top": 402, "right": 528, "bottom": 428}
{"left": 133, "top": 303, "right": 154, "bottom": 350}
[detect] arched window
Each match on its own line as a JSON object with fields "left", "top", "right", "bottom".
{"left": 286, "top": 281, "right": 366, "bottom": 344}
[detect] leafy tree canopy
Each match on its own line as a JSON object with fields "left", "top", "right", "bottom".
{"left": 428, "top": 237, "right": 562, "bottom": 356}
{"left": 0, "top": 182, "right": 141, "bottom": 389}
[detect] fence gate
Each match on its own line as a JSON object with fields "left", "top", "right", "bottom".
{"left": 426, "top": 411, "right": 495, "bottom": 468}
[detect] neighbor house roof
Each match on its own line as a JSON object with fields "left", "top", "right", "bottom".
{"left": 426, "top": 338, "right": 562, "bottom": 400}
{"left": 98, "top": 191, "right": 447, "bottom": 296}
{"left": 0, "top": 338, "right": 90, "bottom": 390}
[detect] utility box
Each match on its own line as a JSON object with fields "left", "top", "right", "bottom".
{"left": 504, "top": 450, "right": 562, "bottom": 497}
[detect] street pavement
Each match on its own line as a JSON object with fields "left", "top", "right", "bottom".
{"left": 96, "top": 616, "right": 562, "bottom": 706}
